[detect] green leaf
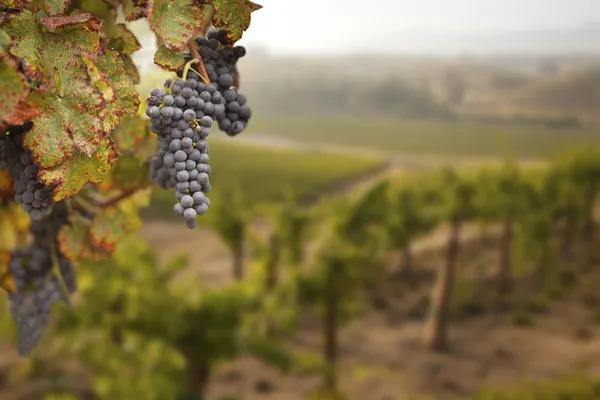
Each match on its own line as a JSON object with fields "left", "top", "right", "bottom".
{"left": 110, "top": 116, "right": 155, "bottom": 157}
{"left": 154, "top": 43, "right": 185, "bottom": 71}
{"left": 90, "top": 208, "right": 140, "bottom": 253}
{"left": 99, "top": 157, "right": 150, "bottom": 192}
{"left": 39, "top": 136, "right": 119, "bottom": 201}
{"left": 108, "top": 24, "right": 141, "bottom": 55}
{"left": 99, "top": 115, "right": 154, "bottom": 192}
{"left": 0, "top": 30, "right": 10, "bottom": 53}
{"left": 0, "top": 57, "right": 29, "bottom": 126}
{"left": 31, "top": 0, "right": 72, "bottom": 15}
{"left": 147, "top": 0, "right": 204, "bottom": 52}
{"left": 122, "top": 0, "right": 147, "bottom": 21}
{"left": 121, "top": 54, "right": 140, "bottom": 84}
{"left": 210, "top": 0, "right": 262, "bottom": 43}
{"left": 95, "top": 49, "right": 141, "bottom": 132}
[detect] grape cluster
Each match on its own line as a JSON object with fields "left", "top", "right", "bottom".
{"left": 178, "top": 30, "right": 252, "bottom": 136}
{"left": 146, "top": 78, "right": 217, "bottom": 229}
{"left": 8, "top": 202, "right": 76, "bottom": 356}
{"left": 4, "top": 129, "right": 54, "bottom": 220}
{"left": 0, "top": 123, "right": 31, "bottom": 171}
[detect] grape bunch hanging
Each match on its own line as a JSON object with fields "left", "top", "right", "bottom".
{"left": 148, "top": 30, "right": 253, "bottom": 229}
{"left": 0, "top": 126, "right": 77, "bottom": 357}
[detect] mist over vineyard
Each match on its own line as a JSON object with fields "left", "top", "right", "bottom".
{"left": 1, "top": 1, "right": 600, "bottom": 400}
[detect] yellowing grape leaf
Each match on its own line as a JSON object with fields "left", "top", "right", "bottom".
{"left": 118, "top": 187, "right": 151, "bottom": 213}
{"left": 0, "top": 0, "right": 31, "bottom": 7}
{"left": 89, "top": 208, "right": 140, "bottom": 253}
{"left": 148, "top": 0, "right": 204, "bottom": 52}
{"left": 6, "top": 11, "right": 108, "bottom": 161}
{"left": 58, "top": 217, "right": 110, "bottom": 262}
{"left": 210, "top": 0, "right": 262, "bottom": 43}
{"left": 122, "top": 0, "right": 147, "bottom": 21}
{"left": 39, "top": 136, "right": 119, "bottom": 201}
{"left": 95, "top": 50, "right": 141, "bottom": 133}
{"left": 154, "top": 43, "right": 185, "bottom": 71}
{"left": 0, "top": 56, "right": 29, "bottom": 127}
{"left": 23, "top": 64, "right": 106, "bottom": 167}
{"left": 0, "top": 203, "right": 30, "bottom": 252}
{"left": 31, "top": 0, "right": 72, "bottom": 15}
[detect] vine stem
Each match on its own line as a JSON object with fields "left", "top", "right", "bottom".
{"left": 91, "top": 187, "right": 141, "bottom": 209}
{"left": 187, "top": 40, "right": 210, "bottom": 83}
{"left": 49, "top": 239, "right": 72, "bottom": 310}
{"left": 72, "top": 197, "right": 96, "bottom": 217}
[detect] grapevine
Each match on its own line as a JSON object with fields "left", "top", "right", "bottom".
{"left": 0, "top": 0, "right": 262, "bottom": 356}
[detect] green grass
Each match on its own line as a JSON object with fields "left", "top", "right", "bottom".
{"left": 246, "top": 115, "right": 600, "bottom": 158}
{"left": 144, "top": 139, "right": 386, "bottom": 220}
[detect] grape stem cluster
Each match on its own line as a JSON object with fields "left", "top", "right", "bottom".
{"left": 187, "top": 40, "right": 210, "bottom": 83}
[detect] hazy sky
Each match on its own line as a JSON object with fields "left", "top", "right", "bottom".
{"left": 238, "top": 0, "right": 600, "bottom": 54}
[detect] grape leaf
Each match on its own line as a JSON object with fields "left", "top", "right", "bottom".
{"left": 39, "top": 13, "right": 102, "bottom": 34}
{"left": 6, "top": 11, "right": 107, "bottom": 160}
{"left": 154, "top": 43, "right": 185, "bottom": 71}
{"left": 77, "top": 0, "right": 121, "bottom": 37}
{"left": 148, "top": 0, "right": 204, "bottom": 52}
{"left": 6, "top": 11, "right": 104, "bottom": 76}
{"left": 0, "top": 0, "right": 31, "bottom": 7}
{"left": 23, "top": 63, "right": 106, "bottom": 168}
{"left": 121, "top": 54, "right": 140, "bottom": 84}
{"left": 95, "top": 49, "right": 141, "bottom": 133}
{"left": 110, "top": 116, "right": 154, "bottom": 156}
{"left": 0, "top": 56, "right": 29, "bottom": 126}
{"left": 117, "top": 188, "right": 151, "bottom": 216}
{"left": 31, "top": 0, "right": 72, "bottom": 15}
{"left": 98, "top": 157, "right": 151, "bottom": 192}
{"left": 0, "top": 29, "right": 10, "bottom": 53}
{"left": 58, "top": 217, "right": 110, "bottom": 262}
{"left": 122, "top": 0, "right": 147, "bottom": 21}
{"left": 39, "top": 136, "right": 119, "bottom": 201}
{"left": 0, "top": 203, "right": 33, "bottom": 252}
{"left": 99, "top": 0, "right": 119, "bottom": 7}
{"left": 108, "top": 24, "right": 141, "bottom": 55}
{"left": 210, "top": 0, "right": 262, "bottom": 43}
{"left": 90, "top": 208, "right": 140, "bottom": 253}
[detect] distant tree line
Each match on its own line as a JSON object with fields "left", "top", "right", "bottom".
{"left": 243, "top": 76, "right": 453, "bottom": 119}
